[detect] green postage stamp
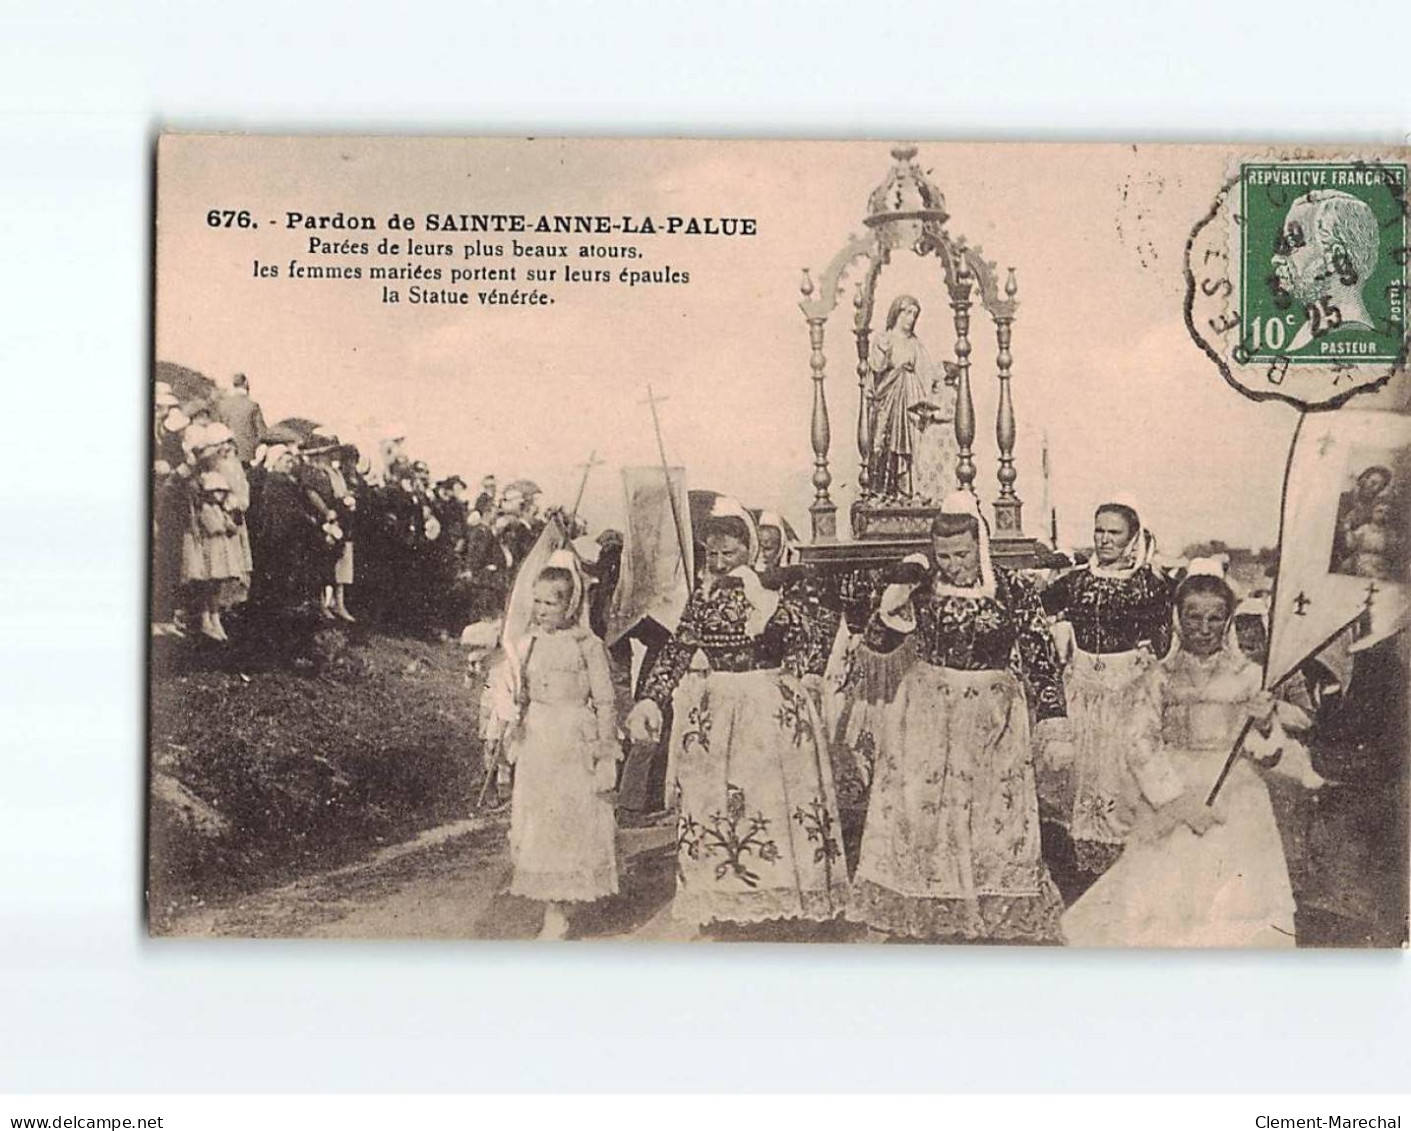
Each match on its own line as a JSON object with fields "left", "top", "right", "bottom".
{"left": 1186, "top": 154, "right": 1409, "bottom": 409}
{"left": 1241, "top": 162, "right": 1407, "bottom": 365}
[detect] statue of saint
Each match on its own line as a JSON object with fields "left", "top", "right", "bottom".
{"left": 867, "top": 295, "right": 957, "bottom": 499}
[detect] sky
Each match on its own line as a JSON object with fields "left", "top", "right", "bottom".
{"left": 155, "top": 137, "right": 1318, "bottom": 552}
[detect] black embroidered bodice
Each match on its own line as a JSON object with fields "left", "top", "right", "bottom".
{"left": 770, "top": 573, "right": 843, "bottom": 679}
{"left": 638, "top": 574, "right": 831, "bottom": 707}
{"left": 863, "top": 566, "right": 1068, "bottom": 722}
{"left": 1040, "top": 565, "right": 1173, "bottom": 656}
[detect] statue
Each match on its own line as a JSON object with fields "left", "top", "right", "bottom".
{"left": 867, "top": 295, "right": 957, "bottom": 499}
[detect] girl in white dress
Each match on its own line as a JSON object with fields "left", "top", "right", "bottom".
{"left": 1061, "top": 569, "right": 1296, "bottom": 948}
{"left": 488, "top": 549, "right": 620, "bottom": 939}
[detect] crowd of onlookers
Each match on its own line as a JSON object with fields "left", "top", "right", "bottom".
{"left": 151, "top": 373, "right": 592, "bottom": 654}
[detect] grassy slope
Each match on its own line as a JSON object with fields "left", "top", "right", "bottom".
{"left": 146, "top": 629, "right": 483, "bottom": 932}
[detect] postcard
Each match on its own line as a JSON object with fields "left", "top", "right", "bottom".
{"left": 148, "top": 136, "right": 1409, "bottom": 945}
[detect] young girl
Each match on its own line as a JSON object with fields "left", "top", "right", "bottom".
{"left": 180, "top": 467, "right": 245, "bottom": 642}
{"left": 1061, "top": 568, "right": 1296, "bottom": 947}
{"left": 491, "top": 551, "right": 620, "bottom": 939}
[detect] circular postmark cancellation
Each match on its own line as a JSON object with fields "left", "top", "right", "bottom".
{"left": 1185, "top": 156, "right": 1409, "bottom": 410}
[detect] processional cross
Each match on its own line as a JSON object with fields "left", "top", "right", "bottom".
{"left": 569, "top": 449, "right": 605, "bottom": 522}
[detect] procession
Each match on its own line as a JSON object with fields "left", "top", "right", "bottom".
{"left": 147, "top": 360, "right": 1409, "bottom": 947}
{"left": 146, "top": 139, "right": 1410, "bottom": 948}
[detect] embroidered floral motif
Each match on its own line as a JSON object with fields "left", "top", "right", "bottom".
{"left": 1078, "top": 790, "right": 1118, "bottom": 830}
{"left": 777, "top": 581, "right": 843, "bottom": 679}
{"left": 901, "top": 569, "right": 1067, "bottom": 722}
{"left": 638, "top": 582, "right": 772, "bottom": 708}
{"left": 681, "top": 694, "right": 713, "bottom": 755}
{"left": 920, "top": 766, "right": 946, "bottom": 816}
{"left": 1041, "top": 565, "right": 1173, "bottom": 657}
{"left": 678, "top": 784, "right": 781, "bottom": 888}
{"left": 792, "top": 797, "right": 843, "bottom": 865}
{"left": 774, "top": 681, "right": 812, "bottom": 747}
{"left": 675, "top": 812, "right": 702, "bottom": 879}
{"left": 853, "top": 729, "right": 877, "bottom": 781}
{"left": 995, "top": 777, "right": 1021, "bottom": 834}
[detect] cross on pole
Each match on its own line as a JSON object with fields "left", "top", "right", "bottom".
{"left": 1351, "top": 579, "right": 1381, "bottom": 640}
{"left": 1293, "top": 591, "right": 1312, "bottom": 616}
{"left": 1316, "top": 432, "right": 1337, "bottom": 457}
{"left": 569, "top": 449, "right": 605, "bottom": 522}
{"left": 640, "top": 384, "right": 695, "bottom": 592}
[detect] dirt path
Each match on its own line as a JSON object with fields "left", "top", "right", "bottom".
{"left": 163, "top": 818, "right": 687, "bottom": 941}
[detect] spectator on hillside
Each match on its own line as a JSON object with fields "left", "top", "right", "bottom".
{"left": 214, "top": 373, "right": 269, "bottom": 465}
{"left": 474, "top": 475, "right": 498, "bottom": 518}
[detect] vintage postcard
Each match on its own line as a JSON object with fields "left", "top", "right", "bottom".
{"left": 148, "top": 136, "right": 1409, "bottom": 946}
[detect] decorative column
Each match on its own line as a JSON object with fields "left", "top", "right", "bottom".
{"left": 991, "top": 267, "right": 1023, "bottom": 537}
{"left": 948, "top": 253, "right": 978, "bottom": 496}
{"left": 854, "top": 281, "right": 872, "bottom": 493}
{"left": 801, "top": 269, "right": 837, "bottom": 541}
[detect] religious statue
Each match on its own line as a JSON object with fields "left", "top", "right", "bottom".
{"left": 867, "top": 295, "right": 957, "bottom": 499}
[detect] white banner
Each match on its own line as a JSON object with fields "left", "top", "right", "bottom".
{"left": 1265, "top": 408, "right": 1411, "bottom": 688}
{"left": 606, "top": 465, "right": 692, "bottom": 644}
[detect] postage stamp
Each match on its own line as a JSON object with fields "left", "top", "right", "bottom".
{"left": 1186, "top": 155, "right": 1409, "bottom": 410}
{"left": 1241, "top": 162, "right": 1407, "bottom": 366}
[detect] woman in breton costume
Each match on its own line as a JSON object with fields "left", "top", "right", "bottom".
{"left": 754, "top": 510, "right": 797, "bottom": 572}
{"left": 1038, "top": 499, "right": 1174, "bottom": 877}
{"left": 1061, "top": 566, "right": 1297, "bottom": 948}
{"left": 847, "top": 491, "right": 1072, "bottom": 943}
{"left": 754, "top": 509, "right": 845, "bottom": 702}
{"left": 625, "top": 499, "right": 848, "bottom": 929}
{"left": 755, "top": 509, "right": 855, "bottom": 857}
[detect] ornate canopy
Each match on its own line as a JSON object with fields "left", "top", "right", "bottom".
{"left": 799, "top": 144, "right": 1028, "bottom": 548}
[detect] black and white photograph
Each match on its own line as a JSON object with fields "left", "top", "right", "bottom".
{"left": 145, "top": 137, "right": 1409, "bottom": 948}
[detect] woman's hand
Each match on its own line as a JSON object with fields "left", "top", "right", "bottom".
{"left": 1245, "top": 690, "right": 1277, "bottom": 731}
{"left": 625, "top": 700, "right": 663, "bottom": 745}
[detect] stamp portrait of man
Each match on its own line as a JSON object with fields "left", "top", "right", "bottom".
{"left": 1271, "top": 188, "right": 1381, "bottom": 350}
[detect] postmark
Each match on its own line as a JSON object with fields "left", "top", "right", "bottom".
{"left": 1185, "top": 156, "right": 1409, "bottom": 410}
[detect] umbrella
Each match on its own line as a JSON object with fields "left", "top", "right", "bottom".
{"left": 155, "top": 361, "right": 217, "bottom": 409}
{"left": 263, "top": 417, "right": 322, "bottom": 445}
